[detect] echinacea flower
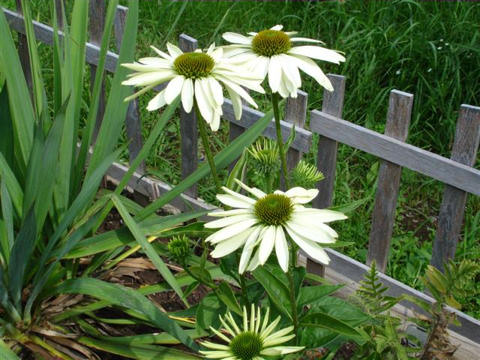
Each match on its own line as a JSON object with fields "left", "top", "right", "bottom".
{"left": 222, "top": 25, "right": 345, "bottom": 98}
{"left": 122, "top": 43, "right": 264, "bottom": 131}
{"left": 200, "top": 305, "right": 304, "bottom": 360}
{"left": 204, "top": 179, "right": 347, "bottom": 273}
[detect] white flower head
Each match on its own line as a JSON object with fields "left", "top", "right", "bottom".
{"left": 122, "top": 43, "right": 264, "bottom": 131}
{"left": 200, "top": 305, "right": 304, "bottom": 360}
{"left": 222, "top": 25, "right": 345, "bottom": 98}
{"left": 204, "top": 179, "right": 347, "bottom": 274}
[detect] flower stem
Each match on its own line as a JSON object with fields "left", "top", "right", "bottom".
{"left": 270, "top": 92, "right": 290, "bottom": 189}
{"left": 195, "top": 105, "right": 222, "bottom": 192}
{"left": 287, "top": 239, "right": 299, "bottom": 344}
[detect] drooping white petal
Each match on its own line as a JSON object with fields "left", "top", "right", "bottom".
{"left": 234, "top": 179, "right": 266, "bottom": 198}
{"left": 268, "top": 55, "right": 282, "bottom": 93}
{"left": 204, "top": 214, "right": 256, "bottom": 229}
{"left": 274, "top": 227, "right": 289, "bottom": 272}
{"left": 258, "top": 226, "right": 276, "bottom": 265}
{"left": 216, "top": 194, "right": 254, "bottom": 209}
{"left": 164, "top": 75, "right": 184, "bottom": 104}
{"left": 288, "top": 45, "right": 345, "bottom": 64}
{"left": 208, "top": 78, "right": 224, "bottom": 106}
{"left": 166, "top": 42, "right": 183, "bottom": 58}
{"left": 289, "top": 214, "right": 339, "bottom": 237}
{"left": 284, "top": 187, "right": 319, "bottom": 204}
{"left": 222, "top": 32, "right": 252, "bottom": 45}
{"left": 279, "top": 54, "right": 301, "bottom": 89}
{"left": 220, "top": 186, "right": 256, "bottom": 205}
{"left": 290, "top": 37, "right": 325, "bottom": 44}
{"left": 285, "top": 225, "right": 330, "bottom": 264}
{"left": 270, "top": 25, "right": 283, "bottom": 31}
{"left": 138, "top": 57, "right": 171, "bottom": 67}
{"left": 239, "top": 226, "right": 263, "bottom": 274}
{"left": 181, "top": 78, "right": 194, "bottom": 113}
{"left": 293, "top": 207, "right": 347, "bottom": 222}
{"left": 210, "top": 228, "right": 254, "bottom": 258}
{"left": 291, "top": 54, "right": 333, "bottom": 91}
{"left": 216, "top": 75, "right": 258, "bottom": 109}
{"left": 146, "top": 90, "right": 166, "bottom": 111}
{"left": 121, "top": 71, "right": 175, "bottom": 87}
{"left": 285, "top": 220, "right": 335, "bottom": 244}
{"left": 208, "top": 208, "right": 252, "bottom": 217}
{"left": 224, "top": 83, "right": 243, "bottom": 120}
{"left": 210, "top": 111, "right": 221, "bottom": 131}
{"left": 246, "top": 246, "right": 262, "bottom": 272}
{"left": 122, "top": 62, "right": 165, "bottom": 72}
{"left": 150, "top": 45, "right": 172, "bottom": 60}
{"left": 206, "top": 219, "right": 259, "bottom": 244}
{"left": 194, "top": 79, "right": 214, "bottom": 124}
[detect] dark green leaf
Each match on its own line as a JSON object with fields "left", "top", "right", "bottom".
{"left": 253, "top": 266, "right": 291, "bottom": 319}
{"left": 300, "top": 312, "right": 362, "bottom": 337}
{"left": 297, "top": 284, "right": 343, "bottom": 308}
{"left": 196, "top": 294, "right": 225, "bottom": 331}
{"left": 216, "top": 281, "right": 242, "bottom": 315}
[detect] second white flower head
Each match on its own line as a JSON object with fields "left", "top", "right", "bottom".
{"left": 205, "top": 179, "right": 347, "bottom": 274}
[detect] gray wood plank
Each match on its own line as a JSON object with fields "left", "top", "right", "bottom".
{"left": 310, "top": 109, "right": 480, "bottom": 196}
{"left": 89, "top": 0, "right": 106, "bottom": 142}
{"left": 114, "top": 5, "right": 144, "bottom": 171}
{"left": 223, "top": 101, "right": 312, "bottom": 153}
{"left": 179, "top": 34, "right": 198, "bottom": 198}
{"left": 285, "top": 90, "right": 308, "bottom": 173}
{"left": 431, "top": 105, "right": 480, "bottom": 270}
{"left": 314, "top": 75, "right": 346, "bottom": 209}
{"left": 367, "top": 90, "right": 413, "bottom": 272}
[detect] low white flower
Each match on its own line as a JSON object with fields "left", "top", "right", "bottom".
{"left": 204, "top": 179, "right": 347, "bottom": 274}
{"left": 122, "top": 43, "right": 264, "bottom": 131}
{"left": 200, "top": 305, "right": 304, "bottom": 360}
{"left": 222, "top": 25, "right": 345, "bottom": 98}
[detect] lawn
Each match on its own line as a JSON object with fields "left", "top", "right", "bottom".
{"left": 1, "top": 0, "right": 479, "bottom": 317}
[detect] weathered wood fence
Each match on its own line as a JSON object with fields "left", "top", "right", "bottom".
{"left": 3, "top": 1, "right": 480, "bottom": 343}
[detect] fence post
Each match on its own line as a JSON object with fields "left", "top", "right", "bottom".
{"left": 15, "top": 0, "right": 32, "bottom": 97}
{"left": 285, "top": 90, "right": 308, "bottom": 173}
{"left": 367, "top": 90, "right": 413, "bottom": 273}
{"left": 88, "top": 0, "right": 106, "bottom": 142}
{"left": 314, "top": 74, "right": 346, "bottom": 209}
{"left": 179, "top": 34, "right": 199, "bottom": 197}
{"left": 431, "top": 105, "right": 480, "bottom": 270}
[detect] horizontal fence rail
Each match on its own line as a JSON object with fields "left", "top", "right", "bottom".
{"left": 3, "top": 5, "right": 480, "bottom": 344}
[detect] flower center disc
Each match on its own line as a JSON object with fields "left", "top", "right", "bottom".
{"left": 229, "top": 332, "right": 263, "bottom": 360}
{"left": 252, "top": 30, "right": 291, "bottom": 57}
{"left": 174, "top": 52, "right": 214, "bottom": 79}
{"left": 254, "top": 194, "right": 293, "bottom": 226}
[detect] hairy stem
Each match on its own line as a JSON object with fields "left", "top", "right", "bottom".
{"left": 271, "top": 92, "right": 290, "bottom": 189}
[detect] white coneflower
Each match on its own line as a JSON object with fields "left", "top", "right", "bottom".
{"left": 204, "top": 179, "right": 347, "bottom": 274}
{"left": 222, "top": 25, "right": 345, "bottom": 98}
{"left": 122, "top": 43, "right": 264, "bottom": 131}
{"left": 200, "top": 305, "right": 304, "bottom": 360}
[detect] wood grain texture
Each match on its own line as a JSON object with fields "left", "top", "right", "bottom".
{"left": 89, "top": 0, "right": 106, "bottom": 142}
{"left": 114, "top": 5, "right": 144, "bottom": 170}
{"left": 431, "top": 104, "right": 480, "bottom": 270}
{"left": 285, "top": 90, "right": 308, "bottom": 172}
{"left": 314, "top": 75, "right": 346, "bottom": 209}
{"left": 310, "top": 110, "right": 480, "bottom": 196}
{"left": 179, "top": 34, "right": 198, "bottom": 198}
{"left": 367, "top": 90, "right": 413, "bottom": 272}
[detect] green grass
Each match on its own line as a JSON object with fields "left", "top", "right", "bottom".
{"left": 1, "top": 0, "right": 479, "bottom": 317}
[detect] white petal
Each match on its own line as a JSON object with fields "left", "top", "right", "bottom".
{"left": 204, "top": 214, "right": 256, "bottom": 229}
{"left": 234, "top": 179, "right": 266, "bottom": 198}
{"left": 216, "top": 194, "right": 254, "bottom": 209}
{"left": 286, "top": 220, "right": 335, "bottom": 244}
{"left": 194, "top": 79, "right": 214, "bottom": 123}
{"left": 208, "top": 78, "right": 224, "bottom": 106}
{"left": 121, "top": 71, "right": 175, "bottom": 87}
{"left": 285, "top": 225, "right": 330, "bottom": 264}
{"left": 275, "top": 227, "right": 289, "bottom": 272}
{"left": 246, "top": 247, "right": 262, "bottom": 272}
{"left": 138, "top": 57, "right": 171, "bottom": 67}
{"left": 164, "top": 75, "right": 184, "bottom": 104}
{"left": 290, "top": 37, "right": 325, "bottom": 44}
{"left": 222, "top": 32, "right": 252, "bottom": 45}
{"left": 181, "top": 78, "right": 194, "bottom": 113}
{"left": 220, "top": 186, "right": 256, "bottom": 205}
{"left": 279, "top": 54, "right": 301, "bottom": 88}
{"left": 288, "top": 45, "right": 345, "bottom": 64}
{"left": 293, "top": 207, "right": 347, "bottom": 222}
{"left": 122, "top": 62, "right": 165, "bottom": 72}
{"left": 206, "top": 219, "right": 259, "bottom": 244}
{"left": 290, "top": 214, "right": 339, "bottom": 238}
{"left": 258, "top": 226, "right": 276, "bottom": 265}
{"left": 285, "top": 187, "right": 318, "bottom": 204}
{"left": 146, "top": 90, "right": 166, "bottom": 111}
{"left": 291, "top": 55, "right": 333, "bottom": 91}
{"left": 268, "top": 55, "right": 282, "bottom": 92}
{"left": 208, "top": 209, "right": 252, "bottom": 217}
{"left": 200, "top": 341, "right": 230, "bottom": 351}
{"left": 239, "top": 226, "right": 262, "bottom": 273}
{"left": 210, "top": 229, "right": 254, "bottom": 258}
{"left": 216, "top": 75, "right": 258, "bottom": 109}
{"left": 270, "top": 25, "right": 283, "bottom": 31}
{"left": 261, "top": 346, "right": 305, "bottom": 356}
{"left": 210, "top": 112, "right": 221, "bottom": 131}
{"left": 150, "top": 45, "right": 172, "bottom": 60}
{"left": 166, "top": 42, "right": 183, "bottom": 58}
{"left": 224, "top": 84, "right": 243, "bottom": 120}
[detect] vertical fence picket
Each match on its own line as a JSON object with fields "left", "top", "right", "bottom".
{"left": 431, "top": 105, "right": 480, "bottom": 270}
{"left": 285, "top": 90, "right": 308, "bottom": 173}
{"left": 114, "top": 5, "right": 144, "bottom": 171}
{"left": 179, "top": 34, "right": 198, "bottom": 197}
{"left": 367, "top": 90, "right": 413, "bottom": 272}
{"left": 54, "top": 0, "right": 64, "bottom": 29}
{"left": 15, "top": 0, "right": 32, "bottom": 96}
{"left": 88, "top": 0, "right": 106, "bottom": 142}
{"left": 314, "top": 74, "right": 346, "bottom": 209}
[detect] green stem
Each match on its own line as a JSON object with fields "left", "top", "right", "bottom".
{"left": 286, "top": 239, "right": 299, "bottom": 344}
{"left": 270, "top": 92, "right": 290, "bottom": 189}
{"left": 195, "top": 105, "right": 222, "bottom": 192}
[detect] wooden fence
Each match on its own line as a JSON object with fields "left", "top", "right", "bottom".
{"left": 3, "top": 1, "right": 480, "bottom": 344}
